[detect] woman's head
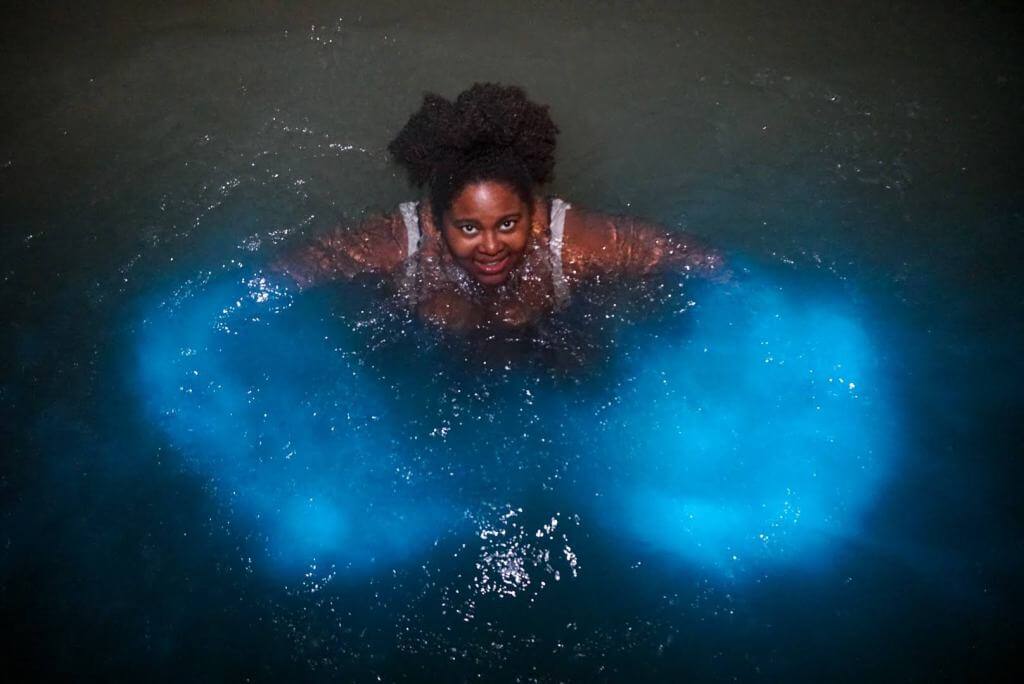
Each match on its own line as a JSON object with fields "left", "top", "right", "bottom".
{"left": 388, "top": 84, "right": 559, "bottom": 286}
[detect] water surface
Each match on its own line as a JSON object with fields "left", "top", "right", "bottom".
{"left": 2, "top": 1, "right": 1021, "bottom": 681}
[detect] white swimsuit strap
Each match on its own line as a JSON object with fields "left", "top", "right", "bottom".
{"left": 398, "top": 201, "right": 421, "bottom": 278}
{"left": 548, "top": 198, "right": 571, "bottom": 307}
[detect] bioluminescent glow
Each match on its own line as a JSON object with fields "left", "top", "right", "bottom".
{"left": 136, "top": 273, "right": 454, "bottom": 574}
{"left": 136, "top": 266, "right": 897, "bottom": 581}
{"left": 575, "top": 276, "right": 897, "bottom": 576}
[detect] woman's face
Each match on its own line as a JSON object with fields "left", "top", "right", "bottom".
{"left": 441, "top": 181, "right": 532, "bottom": 287}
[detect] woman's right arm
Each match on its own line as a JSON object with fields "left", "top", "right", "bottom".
{"left": 271, "top": 212, "right": 408, "bottom": 289}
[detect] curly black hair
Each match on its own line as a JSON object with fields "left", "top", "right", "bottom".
{"left": 387, "top": 83, "right": 559, "bottom": 225}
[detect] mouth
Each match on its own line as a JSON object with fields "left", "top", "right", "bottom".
{"left": 472, "top": 255, "right": 512, "bottom": 282}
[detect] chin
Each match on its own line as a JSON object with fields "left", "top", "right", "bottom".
{"left": 475, "top": 273, "right": 509, "bottom": 287}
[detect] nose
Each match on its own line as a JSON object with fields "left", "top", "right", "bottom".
{"left": 478, "top": 229, "right": 502, "bottom": 256}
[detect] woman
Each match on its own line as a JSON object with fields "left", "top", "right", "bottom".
{"left": 274, "top": 83, "right": 723, "bottom": 332}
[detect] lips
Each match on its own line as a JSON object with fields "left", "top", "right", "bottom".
{"left": 473, "top": 255, "right": 511, "bottom": 278}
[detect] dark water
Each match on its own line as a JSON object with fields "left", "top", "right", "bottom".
{"left": 3, "top": 1, "right": 1022, "bottom": 681}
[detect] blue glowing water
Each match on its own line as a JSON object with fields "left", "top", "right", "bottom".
{"left": 137, "top": 275, "right": 456, "bottom": 573}
{"left": 136, "top": 265, "right": 895, "bottom": 584}
{"left": 577, "top": 280, "right": 894, "bottom": 574}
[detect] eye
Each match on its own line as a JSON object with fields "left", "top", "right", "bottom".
{"left": 499, "top": 218, "right": 518, "bottom": 232}
{"left": 459, "top": 224, "right": 479, "bottom": 235}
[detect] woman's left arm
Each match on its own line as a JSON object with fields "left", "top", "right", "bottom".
{"left": 560, "top": 207, "right": 726, "bottom": 282}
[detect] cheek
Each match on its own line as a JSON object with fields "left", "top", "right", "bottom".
{"left": 510, "top": 231, "right": 531, "bottom": 256}
{"left": 443, "top": 231, "right": 474, "bottom": 259}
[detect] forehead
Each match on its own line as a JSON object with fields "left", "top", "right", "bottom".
{"left": 448, "top": 181, "right": 526, "bottom": 219}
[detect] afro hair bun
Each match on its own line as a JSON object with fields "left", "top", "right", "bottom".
{"left": 388, "top": 83, "right": 559, "bottom": 188}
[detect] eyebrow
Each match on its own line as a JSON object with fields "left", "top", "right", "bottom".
{"left": 450, "top": 212, "right": 522, "bottom": 224}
